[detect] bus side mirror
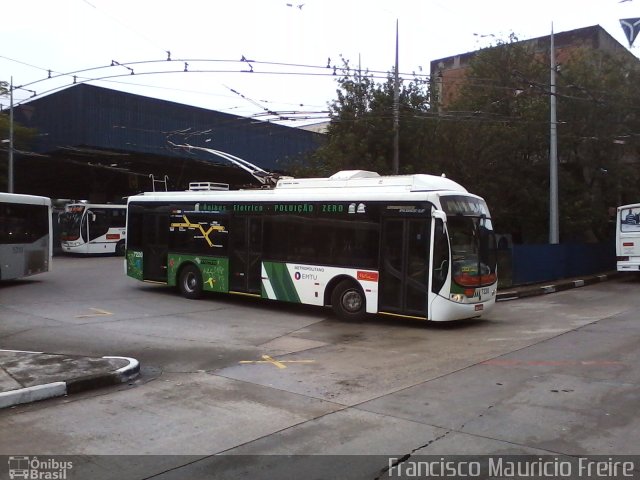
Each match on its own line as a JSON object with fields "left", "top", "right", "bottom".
{"left": 432, "top": 210, "right": 447, "bottom": 223}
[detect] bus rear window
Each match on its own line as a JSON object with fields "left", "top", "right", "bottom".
{"left": 0, "top": 203, "right": 49, "bottom": 244}
{"left": 620, "top": 207, "right": 640, "bottom": 232}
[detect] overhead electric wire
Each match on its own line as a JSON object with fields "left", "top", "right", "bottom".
{"left": 4, "top": 55, "right": 429, "bottom": 91}
{"left": 3, "top": 58, "right": 410, "bottom": 122}
{"left": 4, "top": 50, "right": 640, "bottom": 128}
{"left": 80, "top": 0, "right": 171, "bottom": 57}
{"left": 0, "top": 55, "right": 53, "bottom": 74}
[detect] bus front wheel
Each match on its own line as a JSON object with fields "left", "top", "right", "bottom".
{"left": 179, "top": 264, "right": 203, "bottom": 299}
{"left": 331, "top": 280, "right": 366, "bottom": 321}
{"left": 115, "top": 240, "right": 126, "bottom": 256}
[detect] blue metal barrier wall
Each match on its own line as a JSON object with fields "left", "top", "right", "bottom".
{"left": 508, "top": 242, "right": 615, "bottom": 286}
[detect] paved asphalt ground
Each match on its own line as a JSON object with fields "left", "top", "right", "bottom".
{"left": 2, "top": 265, "right": 639, "bottom": 480}
{"left": 0, "top": 271, "right": 620, "bottom": 410}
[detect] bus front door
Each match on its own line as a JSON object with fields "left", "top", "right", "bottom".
{"left": 142, "top": 211, "right": 169, "bottom": 282}
{"left": 84, "top": 209, "right": 109, "bottom": 254}
{"left": 81, "top": 212, "right": 91, "bottom": 254}
{"left": 229, "top": 216, "right": 262, "bottom": 295}
{"left": 379, "top": 218, "right": 431, "bottom": 318}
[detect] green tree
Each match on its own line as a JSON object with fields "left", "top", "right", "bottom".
{"left": 0, "top": 81, "right": 38, "bottom": 190}
{"left": 433, "top": 38, "right": 640, "bottom": 242}
{"left": 290, "top": 60, "right": 435, "bottom": 177}
{"left": 433, "top": 36, "right": 551, "bottom": 242}
{"left": 554, "top": 47, "right": 640, "bottom": 241}
{"left": 295, "top": 41, "right": 640, "bottom": 244}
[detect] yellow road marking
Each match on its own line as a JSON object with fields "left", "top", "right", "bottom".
{"left": 261, "top": 355, "right": 286, "bottom": 369}
{"left": 239, "top": 355, "right": 315, "bottom": 369}
{"left": 75, "top": 308, "right": 113, "bottom": 318}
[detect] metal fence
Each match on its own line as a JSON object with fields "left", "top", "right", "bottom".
{"left": 498, "top": 241, "right": 616, "bottom": 287}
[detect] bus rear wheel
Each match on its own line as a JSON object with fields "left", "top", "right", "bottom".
{"left": 179, "top": 264, "right": 203, "bottom": 299}
{"left": 331, "top": 279, "right": 366, "bottom": 321}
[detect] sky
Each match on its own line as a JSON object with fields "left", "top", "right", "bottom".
{"left": 2, "top": 0, "right": 639, "bottom": 127}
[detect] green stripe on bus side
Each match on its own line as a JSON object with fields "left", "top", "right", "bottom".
{"left": 263, "top": 262, "right": 300, "bottom": 303}
{"left": 167, "top": 253, "right": 229, "bottom": 292}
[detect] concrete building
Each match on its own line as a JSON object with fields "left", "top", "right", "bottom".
{"left": 430, "top": 25, "right": 633, "bottom": 109}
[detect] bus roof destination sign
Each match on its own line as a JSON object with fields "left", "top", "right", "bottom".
{"left": 441, "top": 196, "right": 490, "bottom": 217}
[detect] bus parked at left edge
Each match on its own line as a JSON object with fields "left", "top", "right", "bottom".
{"left": 0, "top": 192, "right": 52, "bottom": 280}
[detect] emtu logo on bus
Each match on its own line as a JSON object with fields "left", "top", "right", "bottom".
{"left": 294, "top": 272, "right": 317, "bottom": 281}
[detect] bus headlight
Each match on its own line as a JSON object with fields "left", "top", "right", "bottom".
{"left": 450, "top": 293, "right": 466, "bottom": 303}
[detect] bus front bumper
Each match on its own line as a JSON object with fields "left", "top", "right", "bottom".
{"left": 429, "top": 293, "right": 497, "bottom": 322}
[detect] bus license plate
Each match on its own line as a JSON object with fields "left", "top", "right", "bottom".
{"left": 475, "top": 304, "right": 484, "bottom": 311}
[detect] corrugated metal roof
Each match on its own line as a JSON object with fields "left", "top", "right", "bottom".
{"left": 14, "top": 84, "right": 323, "bottom": 172}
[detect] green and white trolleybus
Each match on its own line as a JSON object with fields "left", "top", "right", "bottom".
{"left": 125, "top": 170, "right": 498, "bottom": 321}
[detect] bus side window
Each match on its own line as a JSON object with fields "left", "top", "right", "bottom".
{"left": 112, "top": 209, "right": 124, "bottom": 228}
{"left": 432, "top": 218, "right": 449, "bottom": 294}
{"left": 127, "top": 206, "right": 144, "bottom": 250}
{"left": 0, "top": 204, "right": 7, "bottom": 243}
{"left": 88, "top": 209, "right": 110, "bottom": 241}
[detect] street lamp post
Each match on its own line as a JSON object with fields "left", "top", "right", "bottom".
{"left": 8, "top": 76, "right": 14, "bottom": 193}
{"left": 549, "top": 27, "right": 559, "bottom": 244}
{"left": 392, "top": 20, "right": 400, "bottom": 175}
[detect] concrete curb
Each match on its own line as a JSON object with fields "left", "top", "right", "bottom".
{"left": 497, "top": 273, "right": 616, "bottom": 302}
{"left": 0, "top": 355, "right": 140, "bottom": 409}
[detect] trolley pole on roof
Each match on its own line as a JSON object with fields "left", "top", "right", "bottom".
{"left": 549, "top": 25, "right": 559, "bottom": 244}
{"left": 8, "top": 76, "right": 14, "bottom": 193}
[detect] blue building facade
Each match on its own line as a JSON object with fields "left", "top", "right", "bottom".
{"left": 12, "top": 84, "right": 323, "bottom": 201}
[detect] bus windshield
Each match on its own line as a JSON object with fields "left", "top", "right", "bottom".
{"left": 59, "top": 209, "right": 84, "bottom": 241}
{"left": 448, "top": 215, "right": 497, "bottom": 288}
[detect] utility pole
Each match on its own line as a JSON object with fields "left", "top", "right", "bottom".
{"left": 8, "top": 76, "right": 14, "bottom": 193}
{"left": 549, "top": 25, "right": 559, "bottom": 244}
{"left": 392, "top": 20, "right": 400, "bottom": 175}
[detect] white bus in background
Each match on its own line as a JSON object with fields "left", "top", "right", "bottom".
{"left": 59, "top": 203, "right": 127, "bottom": 255}
{"left": 0, "top": 193, "right": 52, "bottom": 281}
{"left": 616, "top": 203, "right": 640, "bottom": 273}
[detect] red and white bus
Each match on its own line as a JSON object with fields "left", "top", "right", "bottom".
{"left": 59, "top": 203, "right": 127, "bottom": 255}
